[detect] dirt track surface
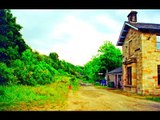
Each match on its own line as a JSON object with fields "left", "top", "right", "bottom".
{"left": 64, "top": 86, "right": 160, "bottom": 111}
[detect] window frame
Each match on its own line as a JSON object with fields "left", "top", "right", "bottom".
{"left": 156, "top": 36, "right": 160, "bottom": 50}
{"left": 128, "top": 40, "right": 132, "bottom": 57}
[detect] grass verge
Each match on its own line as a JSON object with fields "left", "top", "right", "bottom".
{"left": 103, "top": 87, "right": 160, "bottom": 102}
{"left": 0, "top": 76, "right": 80, "bottom": 111}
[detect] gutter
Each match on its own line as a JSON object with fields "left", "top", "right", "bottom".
{"left": 125, "top": 23, "right": 138, "bottom": 30}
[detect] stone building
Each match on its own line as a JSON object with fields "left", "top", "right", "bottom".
{"left": 117, "top": 11, "right": 160, "bottom": 95}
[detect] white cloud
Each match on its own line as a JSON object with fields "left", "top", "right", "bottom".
{"left": 12, "top": 10, "right": 128, "bottom": 65}
{"left": 95, "top": 15, "right": 122, "bottom": 33}
{"left": 48, "top": 15, "right": 110, "bottom": 66}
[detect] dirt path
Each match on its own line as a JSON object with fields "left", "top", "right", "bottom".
{"left": 64, "top": 86, "right": 160, "bottom": 111}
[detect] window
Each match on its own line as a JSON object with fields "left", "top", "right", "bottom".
{"left": 156, "top": 36, "right": 160, "bottom": 49}
{"left": 127, "top": 67, "right": 132, "bottom": 85}
{"left": 118, "top": 75, "right": 122, "bottom": 88}
{"left": 129, "top": 40, "right": 132, "bottom": 56}
{"left": 158, "top": 65, "right": 160, "bottom": 85}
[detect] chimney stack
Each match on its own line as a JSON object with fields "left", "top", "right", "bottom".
{"left": 127, "top": 11, "right": 137, "bottom": 23}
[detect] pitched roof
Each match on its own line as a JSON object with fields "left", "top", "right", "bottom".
{"left": 108, "top": 67, "right": 122, "bottom": 74}
{"left": 117, "top": 21, "right": 160, "bottom": 46}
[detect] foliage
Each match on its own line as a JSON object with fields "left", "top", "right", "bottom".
{"left": 0, "top": 9, "right": 29, "bottom": 65}
{"left": 98, "top": 41, "right": 122, "bottom": 72}
{"left": 83, "top": 41, "right": 122, "bottom": 83}
{"left": 0, "top": 62, "right": 16, "bottom": 85}
{"left": 8, "top": 49, "right": 58, "bottom": 86}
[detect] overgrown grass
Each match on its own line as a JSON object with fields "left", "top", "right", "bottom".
{"left": 70, "top": 78, "right": 79, "bottom": 91}
{"left": 146, "top": 96, "right": 160, "bottom": 102}
{"left": 53, "top": 75, "right": 79, "bottom": 91}
{"left": 0, "top": 75, "right": 80, "bottom": 111}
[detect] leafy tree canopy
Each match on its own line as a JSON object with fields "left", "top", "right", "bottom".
{"left": 83, "top": 41, "right": 122, "bottom": 82}
{"left": 0, "top": 9, "right": 29, "bottom": 65}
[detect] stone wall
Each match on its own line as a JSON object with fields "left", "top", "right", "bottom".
{"left": 122, "top": 28, "right": 143, "bottom": 94}
{"left": 122, "top": 28, "right": 160, "bottom": 95}
{"left": 141, "top": 33, "right": 160, "bottom": 95}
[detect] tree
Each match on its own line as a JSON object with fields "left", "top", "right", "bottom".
{"left": 49, "top": 52, "right": 59, "bottom": 61}
{"left": 98, "top": 41, "right": 122, "bottom": 72}
{"left": 0, "top": 9, "right": 29, "bottom": 65}
{"left": 83, "top": 41, "right": 122, "bottom": 82}
{"left": 49, "top": 52, "right": 60, "bottom": 70}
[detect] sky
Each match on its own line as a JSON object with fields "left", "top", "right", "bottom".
{"left": 11, "top": 9, "right": 160, "bottom": 66}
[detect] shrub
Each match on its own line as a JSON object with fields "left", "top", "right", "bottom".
{"left": 57, "top": 69, "right": 68, "bottom": 76}
{"left": 0, "top": 62, "right": 17, "bottom": 85}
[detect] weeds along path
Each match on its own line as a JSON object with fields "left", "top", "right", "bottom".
{"left": 64, "top": 86, "right": 160, "bottom": 111}
{"left": 2, "top": 85, "right": 160, "bottom": 111}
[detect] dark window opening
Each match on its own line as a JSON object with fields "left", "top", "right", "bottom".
{"left": 127, "top": 67, "right": 132, "bottom": 85}
{"left": 158, "top": 65, "right": 160, "bottom": 85}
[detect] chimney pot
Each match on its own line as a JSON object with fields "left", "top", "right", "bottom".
{"left": 127, "top": 11, "right": 137, "bottom": 23}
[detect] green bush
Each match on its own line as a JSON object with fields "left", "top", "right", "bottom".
{"left": 57, "top": 69, "right": 68, "bottom": 76}
{"left": 70, "top": 77, "right": 76, "bottom": 82}
{"left": 8, "top": 51, "right": 60, "bottom": 86}
{"left": 0, "top": 62, "right": 17, "bottom": 85}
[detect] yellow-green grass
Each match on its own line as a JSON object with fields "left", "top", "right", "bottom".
{"left": 146, "top": 95, "right": 160, "bottom": 102}
{"left": 0, "top": 76, "right": 80, "bottom": 111}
